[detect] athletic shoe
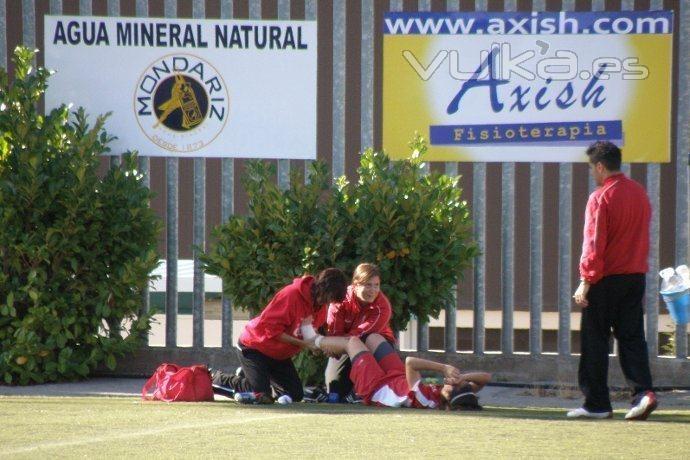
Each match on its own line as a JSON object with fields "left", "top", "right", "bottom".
{"left": 207, "top": 366, "right": 222, "bottom": 383}
{"left": 207, "top": 366, "right": 221, "bottom": 384}
{"left": 207, "top": 367, "right": 236, "bottom": 398}
{"left": 234, "top": 391, "right": 273, "bottom": 404}
{"left": 276, "top": 395, "right": 293, "bottom": 405}
{"left": 303, "top": 386, "right": 328, "bottom": 403}
{"left": 344, "top": 390, "right": 362, "bottom": 404}
{"left": 212, "top": 383, "right": 236, "bottom": 398}
{"left": 625, "top": 391, "right": 658, "bottom": 421}
{"left": 256, "top": 393, "right": 275, "bottom": 404}
{"left": 566, "top": 407, "right": 613, "bottom": 419}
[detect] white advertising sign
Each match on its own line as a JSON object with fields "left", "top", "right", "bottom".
{"left": 45, "top": 15, "right": 317, "bottom": 159}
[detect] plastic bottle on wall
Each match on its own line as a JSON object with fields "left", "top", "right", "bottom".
{"left": 659, "top": 267, "right": 686, "bottom": 293}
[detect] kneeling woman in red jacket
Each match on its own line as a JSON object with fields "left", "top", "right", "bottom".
{"left": 211, "top": 268, "right": 348, "bottom": 403}
{"left": 325, "top": 263, "right": 396, "bottom": 401}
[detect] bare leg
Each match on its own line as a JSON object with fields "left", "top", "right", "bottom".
{"left": 325, "top": 354, "right": 352, "bottom": 397}
{"left": 364, "top": 333, "right": 387, "bottom": 352}
{"left": 319, "top": 336, "right": 368, "bottom": 360}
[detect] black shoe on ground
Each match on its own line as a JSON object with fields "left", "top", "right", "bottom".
{"left": 303, "top": 386, "right": 328, "bottom": 403}
{"left": 344, "top": 390, "right": 362, "bottom": 404}
{"left": 207, "top": 367, "right": 236, "bottom": 398}
{"left": 212, "top": 383, "right": 236, "bottom": 398}
{"left": 206, "top": 365, "right": 221, "bottom": 385}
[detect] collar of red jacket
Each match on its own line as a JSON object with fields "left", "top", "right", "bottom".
{"left": 603, "top": 172, "right": 625, "bottom": 186}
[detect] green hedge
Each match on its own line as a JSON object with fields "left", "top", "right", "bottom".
{"left": 0, "top": 47, "right": 161, "bottom": 384}
{"left": 203, "top": 137, "right": 477, "bottom": 330}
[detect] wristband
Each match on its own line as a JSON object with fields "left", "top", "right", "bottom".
{"left": 300, "top": 324, "right": 317, "bottom": 340}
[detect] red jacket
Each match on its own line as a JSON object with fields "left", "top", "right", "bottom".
{"left": 579, "top": 173, "right": 651, "bottom": 284}
{"left": 239, "top": 276, "right": 327, "bottom": 360}
{"left": 327, "top": 285, "right": 396, "bottom": 344}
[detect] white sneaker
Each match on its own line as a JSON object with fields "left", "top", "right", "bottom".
{"left": 276, "top": 395, "right": 293, "bottom": 405}
{"left": 566, "top": 407, "right": 613, "bottom": 419}
{"left": 625, "top": 391, "right": 658, "bottom": 420}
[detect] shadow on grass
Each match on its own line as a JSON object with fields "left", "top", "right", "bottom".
{"left": 210, "top": 401, "right": 690, "bottom": 423}
{"left": 5, "top": 396, "right": 687, "bottom": 424}
{"left": 213, "top": 400, "right": 384, "bottom": 415}
{"left": 464, "top": 406, "right": 690, "bottom": 424}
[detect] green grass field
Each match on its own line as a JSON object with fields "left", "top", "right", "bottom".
{"left": 0, "top": 396, "right": 688, "bottom": 459}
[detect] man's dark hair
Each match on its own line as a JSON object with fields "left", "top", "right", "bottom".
{"left": 586, "top": 141, "right": 622, "bottom": 171}
{"left": 311, "top": 268, "right": 348, "bottom": 308}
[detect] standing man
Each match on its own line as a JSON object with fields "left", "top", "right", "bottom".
{"left": 568, "top": 141, "right": 657, "bottom": 420}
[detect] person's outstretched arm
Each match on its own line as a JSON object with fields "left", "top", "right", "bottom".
{"left": 405, "top": 357, "right": 461, "bottom": 388}
{"left": 277, "top": 333, "right": 319, "bottom": 352}
{"left": 448, "top": 372, "right": 492, "bottom": 392}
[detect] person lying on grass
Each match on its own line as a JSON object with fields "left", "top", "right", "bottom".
{"left": 310, "top": 332, "right": 491, "bottom": 410}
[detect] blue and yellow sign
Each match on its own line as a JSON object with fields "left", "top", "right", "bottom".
{"left": 383, "top": 11, "right": 673, "bottom": 162}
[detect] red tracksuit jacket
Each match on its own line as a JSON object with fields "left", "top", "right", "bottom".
{"left": 327, "top": 285, "right": 396, "bottom": 344}
{"left": 579, "top": 173, "right": 651, "bottom": 284}
{"left": 239, "top": 276, "right": 327, "bottom": 360}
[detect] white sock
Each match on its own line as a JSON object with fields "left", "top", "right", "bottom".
{"left": 300, "top": 323, "right": 317, "bottom": 340}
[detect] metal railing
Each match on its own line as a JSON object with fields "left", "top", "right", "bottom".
{"left": 3, "top": 0, "right": 688, "bottom": 374}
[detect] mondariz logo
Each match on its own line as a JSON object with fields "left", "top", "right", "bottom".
{"left": 134, "top": 54, "right": 229, "bottom": 153}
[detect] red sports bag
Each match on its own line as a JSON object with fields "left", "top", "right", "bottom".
{"left": 142, "top": 363, "right": 214, "bottom": 402}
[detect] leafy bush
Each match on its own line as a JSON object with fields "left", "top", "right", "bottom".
{"left": 203, "top": 135, "right": 477, "bottom": 383}
{"left": 293, "top": 350, "right": 328, "bottom": 386}
{"left": 201, "top": 160, "right": 351, "bottom": 316}
{"left": 0, "top": 47, "right": 161, "bottom": 384}
{"left": 344, "top": 137, "right": 478, "bottom": 331}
